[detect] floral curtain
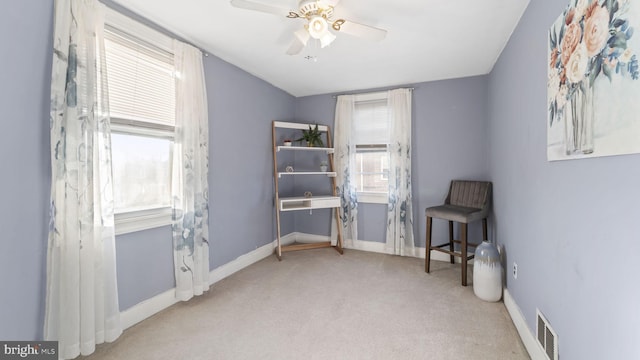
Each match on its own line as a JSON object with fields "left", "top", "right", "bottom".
{"left": 45, "top": 0, "right": 122, "bottom": 358}
{"left": 385, "top": 89, "right": 415, "bottom": 256}
{"left": 172, "top": 40, "right": 210, "bottom": 301}
{"left": 331, "top": 95, "right": 358, "bottom": 246}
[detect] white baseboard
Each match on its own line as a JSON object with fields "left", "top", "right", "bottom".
{"left": 120, "top": 288, "right": 178, "bottom": 330}
{"left": 120, "top": 233, "right": 295, "bottom": 331}
{"left": 119, "top": 232, "right": 476, "bottom": 334}
{"left": 293, "top": 232, "right": 471, "bottom": 263}
{"left": 296, "top": 233, "right": 536, "bottom": 359}
{"left": 504, "top": 289, "right": 546, "bottom": 360}
{"left": 294, "top": 232, "right": 392, "bottom": 254}
{"left": 208, "top": 233, "right": 294, "bottom": 284}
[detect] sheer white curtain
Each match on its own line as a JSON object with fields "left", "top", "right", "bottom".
{"left": 385, "top": 89, "right": 415, "bottom": 256}
{"left": 171, "top": 40, "right": 210, "bottom": 301}
{"left": 46, "top": 0, "right": 122, "bottom": 358}
{"left": 332, "top": 95, "right": 358, "bottom": 246}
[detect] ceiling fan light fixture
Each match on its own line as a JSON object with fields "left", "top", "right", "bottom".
{"left": 319, "top": 31, "right": 336, "bottom": 48}
{"left": 231, "top": 0, "right": 387, "bottom": 56}
{"left": 308, "top": 15, "right": 328, "bottom": 39}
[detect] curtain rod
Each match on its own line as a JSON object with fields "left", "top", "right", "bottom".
{"left": 331, "top": 87, "right": 415, "bottom": 99}
{"left": 101, "top": 1, "right": 210, "bottom": 57}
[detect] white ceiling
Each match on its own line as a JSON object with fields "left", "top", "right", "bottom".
{"left": 110, "top": 0, "right": 530, "bottom": 97}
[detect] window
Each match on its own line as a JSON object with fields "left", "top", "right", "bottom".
{"left": 104, "top": 8, "right": 176, "bottom": 234}
{"left": 353, "top": 92, "right": 390, "bottom": 204}
{"left": 110, "top": 133, "right": 172, "bottom": 211}
{"left": 355, "top": 145, "right": 389, "bottom": 192}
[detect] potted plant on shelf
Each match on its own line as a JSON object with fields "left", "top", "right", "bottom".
{"left": 296, "top": 124, "right": 324, "bottom": 147}
{"left": 283, "top": 139, "right": 292, "bottom": 146}
{"left": 319, "top": 161, "right": 328, "bottom": 172}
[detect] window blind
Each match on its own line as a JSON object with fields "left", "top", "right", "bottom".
{"left": 353, "top": 99, "right": 389, "bottom": 144}
{"left": 104, "top": 26, "right": 175, "bottom": 126}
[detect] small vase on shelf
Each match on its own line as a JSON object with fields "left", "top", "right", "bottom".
{"left": 319, "top": 161, "right": 328, "bottom": 172}
{"left": 472, "top": 240, "right": 502, "bottom": 302}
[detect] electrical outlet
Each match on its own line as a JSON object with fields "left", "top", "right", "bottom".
{"left": 513, "top": 262, "right": 518, "bottom": 279}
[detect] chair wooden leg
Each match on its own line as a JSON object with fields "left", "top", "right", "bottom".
{"left": 461, "top": 223, "right": 468, "bottom": 286}
{"left": 448, "top": 221, "right": 455, "bottom": 264}
{"left": 425, "top": 216, "right": 432, "bottom": 273}
{"left": 482, "top": 218, "right": 488, "bottom": 241}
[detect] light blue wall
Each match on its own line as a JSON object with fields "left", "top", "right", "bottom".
{"left": 291, "top": 95, "right": 337, "bottom": 237}
{"left": 0, "top": 0, "right": 295, "bottom": 340}
{"left": 488, "top": 1, "right": 640, "bottom": 359}
{"left": 412, "top": 77, "right": 490, "bottom": 247}
{"left": 103, "top": 0, "right": 297, "bottom": 305}
{"left": 0, "top": 0, "right": 53, "bottom": 340}
{"left": 115, "top": 226, "right": 174, "bottom": 310}
{"left": 206, "top": 53, "right": 296, "bottom": 267}
{"left": 11, "top": 2, "right": 632, "bottom": 357}
{"left": 101, "top": 0, "right": 296, "bottom": 305}
{"left": 293, "top": 77, "right": 490, "bottom": 246}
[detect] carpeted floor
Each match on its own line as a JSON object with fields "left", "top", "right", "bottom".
{"left": 84, "top": 249, "right": 529, "bottom": 359}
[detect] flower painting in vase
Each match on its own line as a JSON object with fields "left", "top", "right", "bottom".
{"left": 564, "top": 77, "right": 595, "bottom": 155}
{"left": 547, "top": 0, "right": 640, "bottom": 160}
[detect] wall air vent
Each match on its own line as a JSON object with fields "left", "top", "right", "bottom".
{"left": 536, "top": 309, "right": 558, "bottom": 360}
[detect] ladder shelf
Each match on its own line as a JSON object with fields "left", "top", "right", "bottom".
{"left": 271, "top": 120, "right": 344, "bottom": 260}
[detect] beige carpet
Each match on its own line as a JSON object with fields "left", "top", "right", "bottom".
{"left": 85, "top": 249, "right": 529, "bottom": 360}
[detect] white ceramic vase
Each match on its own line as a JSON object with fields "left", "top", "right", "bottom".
{"left": 473, "top": 240, "right": 502, "bottom": 302}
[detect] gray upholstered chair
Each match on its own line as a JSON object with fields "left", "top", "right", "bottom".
{"left": 425, "top": 180, "right": 492, "bottom": 286}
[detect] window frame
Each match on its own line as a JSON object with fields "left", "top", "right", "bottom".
{"left": 104, "top": 8, "right": 176, "bottom": 235}
{"left": 352, "top": 92, "right": 391, "bottom": 205}
{"left": 110, "top": 120, "right": 175, "bottom": 235}
{"left": 354, "top": 144, "right": 389, "bottom": 204}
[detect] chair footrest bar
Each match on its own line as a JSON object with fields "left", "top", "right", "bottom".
{"left": 450, "top": 239, "right": 481, "bottom": 248}
{"left": 433, "top": 240, "right": 481, "bottom": 248}
{"left": 429, "top": 247, "right": 475, "bottom": 261}
{"left": 433, "top": 243, "right": 452, "bottom": 249}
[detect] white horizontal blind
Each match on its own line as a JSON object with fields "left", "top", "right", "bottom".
{"left": 104, "top": 26, "right": 175, "bottom": 126}
{"left": 352, "top": 92, "right": 390, "bottom": 201}
{"left": 353, "top": 98, "right": 389, "bottom": 145}
{"left": 102, "top": 11, "right": 176, "bottom": 231}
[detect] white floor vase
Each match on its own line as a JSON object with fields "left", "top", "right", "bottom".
{"left": 473, "top": 240, "right": 503, "bottom": 302}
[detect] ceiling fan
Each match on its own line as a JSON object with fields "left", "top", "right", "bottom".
{"left": 230, "top": 0, "right": 387, "bottom": 55}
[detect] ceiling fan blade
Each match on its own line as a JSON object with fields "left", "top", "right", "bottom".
{"left": 333, "top": 19, "right": 387, "bottom": 42}
{"left": 230, "top": 0, "right": 291, "bottom": 17}
{"left": 286, "top": 28, "right": 310, "bottom": 55}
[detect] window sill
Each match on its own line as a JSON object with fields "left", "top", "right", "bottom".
{"left": 115, "top": 207, "right": 172, "bottom": 235}
{"left": 357, "top": 192, "right": 388, "bottom": 204}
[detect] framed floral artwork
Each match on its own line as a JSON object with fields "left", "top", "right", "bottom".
{"left": 547, "top": 0, "right": 640, "bottom": 161}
